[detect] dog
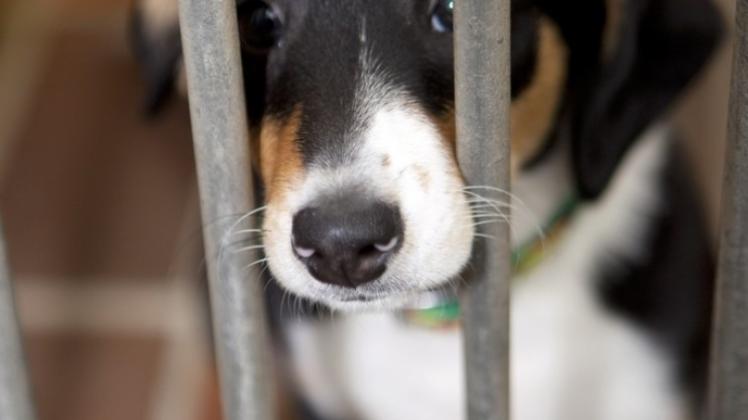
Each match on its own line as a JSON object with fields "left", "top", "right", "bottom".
{"left": 131, "top": 0, "right": 723, "bottom": 419}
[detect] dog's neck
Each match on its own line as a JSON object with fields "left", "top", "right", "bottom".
{"left": 512, "top": 144, "right": 575, "bottom": 248}
{"left": 399, "top": 146, "right": 578, "bottom": 319}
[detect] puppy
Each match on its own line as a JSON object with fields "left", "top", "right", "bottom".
{"left": 132, "top": 0, "right": 722, "bottom": 419}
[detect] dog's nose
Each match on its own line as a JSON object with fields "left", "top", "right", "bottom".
{"left": 291, "top": 200, "right": 403, "bottom": 288}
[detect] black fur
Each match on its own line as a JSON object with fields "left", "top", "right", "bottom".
{"left": 133, "top": 1, "right": 541, "bottom": 153}
{"left": 243, "top": 0, "right": 540, "bottom": 167}
{"left": 597, "top": 143, "right": 715, "bottom": 411}
{"left": 535, "top": 0, "right": 723, "bottom": 198}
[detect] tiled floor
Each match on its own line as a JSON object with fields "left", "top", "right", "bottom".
{"left": 0, "top": 1, "right": 222, "bottom": 419}
{"left": 27, "top": 333, "right": 163, "bottom": 420}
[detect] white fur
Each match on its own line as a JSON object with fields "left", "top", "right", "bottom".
{"left": 263, "top": 84, "right": 474, "bottom": 310}
{"left": 287, "top": 127, "right": 689, "bottom": 420}
{"left": 264, "top": 103, "right": 473, "bottom": 310}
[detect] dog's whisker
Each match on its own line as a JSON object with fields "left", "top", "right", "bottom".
{"left": 471, "top": 216, "right": 507, "bottom": 222}
{"left": 224, "top": 205, "right": 268, "bottom": 238}
{"left": 469, "top": 213, "right": 506, "bottom": 221}
{"left": 215, "top": 205, "right": 269, "bottom": 282}
{"left": 470, "top": 219, "right": 508, "bottom": 228}
{"left": 468, "top": 209, "right": 509, "bottom": 217}
{"left": 470, "top": 215, "right": 502, "bottom": 220}
{"left": 230, "top": 228, "right": 267, "bottom": 236}
{"left": 462, "top": 188, "right": 549, "bottom": 249}
{"left": 225, "top": 235, "right": 265, "bottom": 247}
{"left": 466, "top": 198, "right": 511, "bottom": 205}
{"left": 461, "top": 185, "right": 529, "bottom": 207}
{"left": 244, "top": 255, "right": 268, "bottom": 265}
{"left": 466, "top": 199, "right": 520, "bottom": 213}
{"left": 461, "top": 187, "right": 535, "bottom": 217}
{"left": 200, "top": 210, "right": 266, "bottom": 236}
{"left": 461, "top": 191, "right": 511, "bottom": 210}
{"left": 465, "top": 197, "right": 511, "bottom": 205}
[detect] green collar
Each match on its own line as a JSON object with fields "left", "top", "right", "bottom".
{"left": 510, "top": 194, "right": 580, "bottom": 276}
{"left": 400, "top": 194, "right": 580, "bottom": 329}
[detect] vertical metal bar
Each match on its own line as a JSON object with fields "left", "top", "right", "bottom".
{"left": 708, "top": 0, "right": 748, "bottom": 418}
{"left": 178, "top": 1, "right": 275, "bottom": 419}
{"left": 454, "top": 0, "right": 512, "bottom": 419}
{"left": 0, "top": 220, "right": 36, "bottom": 420}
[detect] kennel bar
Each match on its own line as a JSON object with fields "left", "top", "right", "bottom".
{"left": 708, "top": 0, "right": 748, "bottom": 418}
{"left": 454, "top": 0, "right": 512, "bottom": 419}
{"left": 178, "top": 0, "right": 275, "bottom": 419}
{"left": 0, "top": 220, "right": 36, "bottom": 420}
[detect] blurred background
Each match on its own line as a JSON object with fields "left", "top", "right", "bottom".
{"left": 0, "top": 0, "right": 737, "bottom": 419}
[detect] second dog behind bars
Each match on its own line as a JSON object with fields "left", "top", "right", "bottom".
{"left": 132, "top": 0, "right": 723, "bottom": 419}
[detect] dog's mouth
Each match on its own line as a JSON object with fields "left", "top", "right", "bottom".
{"left": 273, "top": 270, "right": 462, "bottom": 312}
{"left": 341, "top": 294, "right": 382, "bottom": 303}
{"left": 304, "top": 283, "right": 428, "bottom": 311}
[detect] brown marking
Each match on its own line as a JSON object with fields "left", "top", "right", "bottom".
{"left": 510, "top": 17, "right": 568, "bottom": 173}
{"left": 435, "top": 110, "right": 457, "bottom": 152}
{"left": 603, "top": 0, "right": 625, "bottom": 61}
{"left": 381, "top": 154, "right": 392, "bottom": 168}
{"left": 414, "top": 165, "right": 431, "bottom": 191}
{"left": 430, "top": 110, "right": 465, "bottom": 181}
{"left": 257, "top": 107, "right": 305, "bottom": 203}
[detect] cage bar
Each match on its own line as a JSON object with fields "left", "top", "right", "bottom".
{"left": 453, "top": 0, "right": 512, "bottom": 419}
{"left": 178, "top": 1, "right": 275, "bottom": 419}
{"left": 0, "top": 220, "right": 36, "bottom": 420}
{"left": 707, "top": 0, "right": 748, "bottom": 418}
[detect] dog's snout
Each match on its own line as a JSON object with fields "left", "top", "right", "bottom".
{"left": 291, "top": 200, "right": 403, "bottom": 288}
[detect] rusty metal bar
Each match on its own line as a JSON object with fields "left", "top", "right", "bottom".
{"left": 0, "top": 220, "right": 36, "bottom": 420}
{"left": 707, "top": 0, "right": 748, "bottom": 418}
{"left": 454, "top": 0, "right": 512, "bottom": 419}
{"left": 178, "top": 1, "right": 275, "bottom": 419}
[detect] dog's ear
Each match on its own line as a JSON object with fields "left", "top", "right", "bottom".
{"left": 130, "top": 0, "right": 182, "bottom": 116}
{"left": 537, "top": 0, "right": 722, "bottom": 198}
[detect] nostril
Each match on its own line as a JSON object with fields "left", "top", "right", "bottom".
{"left": 293, "top": 241, "right": 316, "bottom": 259}
{"left": 358, "top": 236, "right": 399, "bottom": 259}
{"left": 373, "top": 236, "right": 399, "bottom": 253}
{"left": 358, "top": 244, "right": 379, "bottom": 258}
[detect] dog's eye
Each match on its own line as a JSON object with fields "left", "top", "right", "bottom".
{"left": 239, "top": 0, "right": 283, "bottom": 52}
{"left": 431, "top": 0, "right": 454, "bottom": 33}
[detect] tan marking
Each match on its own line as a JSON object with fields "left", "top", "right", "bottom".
{"left": 414, "top": 165, "right": 431, "bottom": 191}
{"left": 510, "top": 17, "right": 568, "bottom": 173}
{"left": 604, "top": 0, "right": 625, "bottom": 61}
{"left": 381, "top": 154, "right": 391, "bottom": 168}
{"left": 432, "top": 110, "right": 457, "bottom": 156}
{"left": 258, "top": 108, "right": 305, "bottom": 203}
{"left": 430, "top": 110, "right": 466, "bottom": 182}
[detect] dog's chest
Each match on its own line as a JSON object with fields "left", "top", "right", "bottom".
{"left": 288, "top": 260, "right": 684, "bottom": 420}
{"left": 286, "top": 131, "right": 687, "bottom": 420}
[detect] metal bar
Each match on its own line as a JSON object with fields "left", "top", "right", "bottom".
{"left": 178, "top": 1, "right": 275, "bottom": 419}
{"left": 454, "top": 0, "right": 512, "bottom": 419}
{"left": 707, "top": 0, "right": 748, "bottom": 418}
{"left": 0, "top": 220, "right": 36, "bottom": 420}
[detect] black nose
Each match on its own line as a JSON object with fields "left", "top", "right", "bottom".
{"left": 291, "top": 200, "right": 403, "bottom": 288}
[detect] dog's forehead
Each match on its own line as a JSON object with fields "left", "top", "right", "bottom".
{"left": 258, "top": 0, "right": 454, "bottom": 166}
{"left": 268, "top": 0, "right": 448, "bottom": 89}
